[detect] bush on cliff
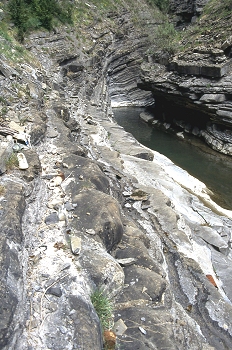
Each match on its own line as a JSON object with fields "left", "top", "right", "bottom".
{"left": 8, "top": 0, "right": 73, "bottom": 41}
{"left": 148, "top": 0, "right": 169, "bottom": 13}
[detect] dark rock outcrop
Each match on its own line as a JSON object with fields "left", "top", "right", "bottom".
{"left": 0, "top": 183, "right": 26, "bottom": 348}
{"left": 140, "top": 60, "right": 232, "bottom": 155}
{"left": 169, "top": 0, "right": 210, "bottom": 25}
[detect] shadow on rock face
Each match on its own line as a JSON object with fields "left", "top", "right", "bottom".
{"left": 68, "top": 295, "right": 103, "bottom": 350}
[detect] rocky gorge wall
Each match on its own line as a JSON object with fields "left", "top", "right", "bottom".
{"left": 139, "top": 0, "right": 232, "bottom": 156}
{"left": 1, "top": 1, "right": 232, "bottom": 350}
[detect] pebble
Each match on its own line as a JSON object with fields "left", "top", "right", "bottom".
{"left": 64, "top": 202, "right": 74, "bottom": 211}
{"left": 116, "top": 258, "right": 137, "bottom": 266}
{"left": 46, "top": 286, "right": 62, "bottom": 297}
{"left": 124, "top": 203, "right": 131, "bottom": 208}
{"left": 113, "top": 319, "right": 127, "bottom": 336}
{"left": 59, "top": 326, "right": 68, "bottom": 334}
{"left": 70, "top": 236, "right": 81, "bottom": 255}
{"left": 58, "top": 211, "right": 66, "bottom": 221}
{"left": 47, "top": 199, "right": 63, "bottom": 209}
{"left": 86, "top": 228, "right": 96, "bottom": 235}
{"left": 47, "top": 129, "right": 58, "bottom": 138}
{"left": 45, "top": 212, "right": 59, "bottom": 225}
{"left": 122, "top": 191, "right": 132, "bottom": 197}
{"left": 48, "top": 302, "right": 58, "bottom": 312}
{"left": 34, "top": 285, "right": 42, "bottom": 292}
{"left": 138, "top": 326, "right": 147, "bottom": 335}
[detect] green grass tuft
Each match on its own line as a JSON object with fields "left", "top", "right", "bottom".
{"left": 6, "top": 153, "right": 19, "bottom": 170}
{"left": 90, "top": 288, "right": 113, "bottom": 331}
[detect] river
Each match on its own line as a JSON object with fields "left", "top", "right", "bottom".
{"left": 113, "top": 106, "right": 232, "bottom": 211}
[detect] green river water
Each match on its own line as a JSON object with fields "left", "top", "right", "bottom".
{"left": 113, "top": 107, "right": 232, "bottom": 211}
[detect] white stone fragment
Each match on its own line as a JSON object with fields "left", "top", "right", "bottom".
{"left": 138, "top": 326, "right": 147, "bottom": 335}
{"left": 70, "top": 236, "right": 81, "bottom": 255}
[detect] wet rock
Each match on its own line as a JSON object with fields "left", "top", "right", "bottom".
{"left": 139, "top": 111, "right": 154, "bottom": 124}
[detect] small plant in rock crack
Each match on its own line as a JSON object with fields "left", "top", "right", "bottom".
{"left": 90, "top": 288, "right": 114, "bottom": 331}
{"left": 6, "top": 153, "right": 19, "bottom": 170}
{"left": 0, "top": 185, "right": 5, "bottom": 196}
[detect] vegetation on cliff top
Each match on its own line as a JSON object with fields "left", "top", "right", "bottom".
{"left": 7, "top": 0, "right": 73, "bottom": 41}
{"left": 177, "top": 0, "right": 232, "bottom": 51}
{"left": 0, "top": 0, "right": 231, "bottom": 65}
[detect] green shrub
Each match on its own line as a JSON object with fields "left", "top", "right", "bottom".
{"left": 148, "top": 0, "right": 169, "bottom": 13}
{"left": 6, "top": 153, "right": 19, "bottom": 170}
{"left": 7, "top": 0, "right": 73, "bottom": 41}
{"left": 155, "top": 21, "right": 180, "bottom": 55}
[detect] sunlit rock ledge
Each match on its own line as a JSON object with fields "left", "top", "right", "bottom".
{"left": 89, "top": 111, "right": 232, "bottom": 308}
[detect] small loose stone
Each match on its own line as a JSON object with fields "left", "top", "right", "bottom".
{"left": 139, "top": 326, "right": 147, "bottom": 335}
{"left": 70, "top": 236, "right": 81, "bottom": 255}
{"left": 46, "top": 286, "right": 62, "bottom": 297}
{"left": 59, "top": 326, "right": 68, "bottom": 334}
{"left": 113, "top": 318, "right": 127, "bottom": 336}
{"left": 124, "top": 203, "right": 131, "bottom": 208}
{"left": 86, "top": 228, "right": 96, "bottom": 235}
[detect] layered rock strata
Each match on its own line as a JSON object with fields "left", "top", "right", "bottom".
{"left": 140, "top": 59, "right": 232, "bottom": 155}
{"left": 0, "top": 2, "right": 232, "bottom": 350}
